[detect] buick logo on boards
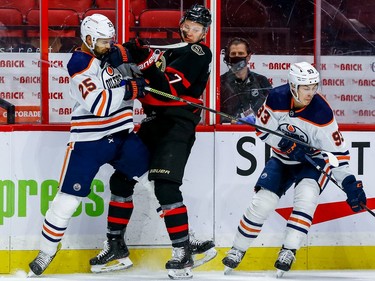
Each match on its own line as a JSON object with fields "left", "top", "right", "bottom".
{"left": 371, "top": 62, "right": 375, "bottom": 72}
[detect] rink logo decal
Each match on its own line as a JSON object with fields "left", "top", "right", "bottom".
{"left": 0, "top": 106, "right": 40, "bottom": 123}
{"left": 0, "top": 179, "right": 105, "bottom": 225}
{"left": 276, "top": 198, "right": 375, "bottom": 224}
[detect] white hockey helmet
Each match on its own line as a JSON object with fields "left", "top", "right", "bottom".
{"left": 80, "top": 14, "right": 115, "bottom": 52}
{"left": 288, "top": 62, "right": 320, "bottom": 102}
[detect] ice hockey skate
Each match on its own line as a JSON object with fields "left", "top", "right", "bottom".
{"left": 274, "top": 247, "right": 296, "bottom": 278}
{"left": 28, "top": 250, "right": 56, "bottom": 277}
{"left": 28, "top": 242, "right": 62, "bottom": 277}
{"left": 90, "top": 238, "right": 133, "bottom": 273}
{"left": 166, "top": 244, "right": 194, "bottom": 280}
{"left": 188, "top": 230, "right": 217, "bottom": 268}
{"left": 222, "top": 247, "right": 246, "bottom": 275}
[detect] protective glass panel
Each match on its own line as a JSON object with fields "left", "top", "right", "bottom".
{"left": 219, "top": 0, "right": 375, "bottom": 125}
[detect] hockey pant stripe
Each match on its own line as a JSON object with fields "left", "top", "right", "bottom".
{"left": 232, "top": 189, "right": 279, "bottom": 251}
{"left": 288, "top": 216, "right": 311, "bottom": 227}
{"left": 107, "top": 197, "right": 134, "bottom": 232}
{"left": 238, "top": 227, "right": 259, "bottom": 239}
{"left": 108, "top": 216, "right": 130, "bottom": 224}
{"left": 286, "top": 223, "right": 309, "bottom": 234}
{"left": 292, "top": 210, "right": 313, "bottom": 221}
{"left": 41, "top": 219, "right": 66, "bottom": 243}
{"left": 42, "top": 224, "right": 64, "bottom": 238}
{"left": 42, "top": 231, "right": 62, "bottom": 243}
{"left": 242, "top": 215, "right": 263, "bottom": 227}
{"left": 161, "top": 205, "right": 189, "bottom": 246}
{"left": 160, "top": 206, "right": 187, "bottom": 218}
{"left": 44, "top": 218, "right": 67, "bottom": 232}
{"left": 238, "top": 216, "right": 262, "bottom": 239}
{"left": 286, "top": 210, "right": 312, "bottom": 234}
{"left": 40, "top": 192, "right": 82, "bottom": 256}
{"left": 168, "top": 224, "right": 189, "bottom": 233}
{"left": 283, "top": 179, "right": 319, "bottom": 250}
{"left": 109, "top": 201, "right": 134, "bottom": 208}
{"left": 239, "top": 220, "right": 261, "bottom": 234}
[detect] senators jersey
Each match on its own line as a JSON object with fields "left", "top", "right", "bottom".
{"left": 256, "top": 83, "right": 354, "bottom": 185}
{"left": 139, "top": 42, "right": 212, "bottom": 109}
{"left": 67, "top": 49, "right": 134, "bottom": 142}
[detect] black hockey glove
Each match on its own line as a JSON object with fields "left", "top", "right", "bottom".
{"left": 100, "top": 44, "right": 132, "bottom": 68}
{"left": 342, "top": 175, "right": 366, "bottom": 212}
{"left": 278, "top": 137, "right": 315, "bottom": 162}
{"left": 123, "top": 38, "right": 156, "bottom": 71}
{"left": 121, "top": 77, "right": 148, "bottom": 100}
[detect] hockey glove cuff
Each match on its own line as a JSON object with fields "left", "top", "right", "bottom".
{"left": 123, "top": 39, "right": 156, "bottom": 71}
{"left": 121, "top": 77, "right": 148, "bottom": 100}
{"left": 278, "top": 138, "right": 315, "bottom": 162}
{"left": 100, "top": 44, "right": 132, "bottom": 68}
{"left": 342, "top": 175, "right": 366, "bottom": 212}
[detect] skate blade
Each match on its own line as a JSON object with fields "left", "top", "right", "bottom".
{"left": 167, "top": 268, "right": 193, "bottom": 280}
{"left": 224, "top": 266, "right": 234, "bottom": 275}
{"left": 192, "top": 248, "right": 218, "bottom": 268}
{"left": 276, "top": 269, "right": 285, "bottom": 278}
{"left": 27, "top": 271, "right": 36, "bottom": 278}
{"left": 91, "top": 257, "right": 133, "bottom": 273}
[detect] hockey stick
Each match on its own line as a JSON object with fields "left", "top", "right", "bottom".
{"left": 148, "top": 42, "right": 188, "bottom": 49}
{"left": 145, "top": 86, "right": 339, "bottom": 167}
{"left": 304, "top": 155, "right": 374, "bottom": 217}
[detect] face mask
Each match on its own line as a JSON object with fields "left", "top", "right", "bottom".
{"left": 227, "top": 56, "right": 247, "bottom": 72}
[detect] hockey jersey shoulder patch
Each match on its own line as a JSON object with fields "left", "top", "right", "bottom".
{"left": 266, "top": 84, "right": 291, "bottom": 111}
{"left": 67, "top": 51, "right": 95, "bottom": 77}
{"left": 191, "top": 44, "right": 205, "bottom": 56}
{"left": 298, "top": 94, "right": 334, "bottom": 126}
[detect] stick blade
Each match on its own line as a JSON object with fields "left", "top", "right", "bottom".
{"left": 325, "top": 152, "right": 339, "bottom": 167}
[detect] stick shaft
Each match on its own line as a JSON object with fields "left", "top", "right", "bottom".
{"left": 304, "top": 155, "right": 341, "bottom": 189}
{"left": 361, "top": 203, "right": 375, "bottom": 216}
{"left": 304, "top": 155, "right": 374, "bottom": 217}
{"left": 145, "top": 87, "right": 326, "bottom": 152}
{"left": 148, "top": 42, "right": 188, "bottom": 49}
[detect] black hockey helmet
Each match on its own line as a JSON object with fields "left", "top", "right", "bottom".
{"left": 180, "top": 4, "right": 212, "bottom": 28}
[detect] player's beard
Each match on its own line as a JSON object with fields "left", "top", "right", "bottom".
{"left": 94, "top": 49, "right": 109, "bottom": 60}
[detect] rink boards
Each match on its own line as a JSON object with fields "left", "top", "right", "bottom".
{"left": 0, "top": 131, "right": 375, "bottom": 273}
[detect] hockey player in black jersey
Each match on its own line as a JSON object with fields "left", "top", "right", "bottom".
{"left": 89, "top": 4, "right": 216, "bottom": 280}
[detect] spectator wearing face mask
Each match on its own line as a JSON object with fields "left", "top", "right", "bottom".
{"left": 220, "top": 37, "right": 272, "bottom": 124}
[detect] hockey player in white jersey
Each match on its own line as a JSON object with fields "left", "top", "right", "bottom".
{"left": 28, "top": 14, "right": 150, "bottom": 276}
{"left": 222, "top": 62, "right": 367, "bottom": 277}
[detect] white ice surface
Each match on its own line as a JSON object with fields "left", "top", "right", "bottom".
{"left": 1, "top": 270, "right": 375, "bottom": 281}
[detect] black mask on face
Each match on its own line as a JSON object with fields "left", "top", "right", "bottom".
{"left": 227, "top": 56, "right": 247, "bottom": 72}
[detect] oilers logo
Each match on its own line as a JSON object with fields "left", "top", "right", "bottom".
{"left": 101, "top": 66, "right": 122, "bottom": 89}
{"left": 279, "top": 123, "right": 309, "bottom": 143}
{"left": 73, "top": 183, "right": 81, "bottom": 191}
